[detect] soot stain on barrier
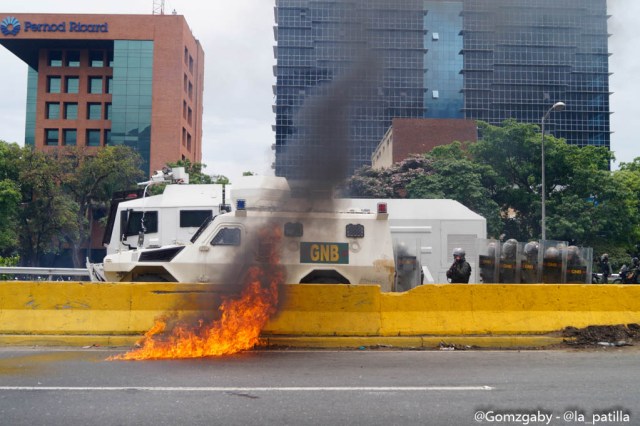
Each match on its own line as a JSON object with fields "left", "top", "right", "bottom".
{"left": 55, "top": 301, "right": 91, "bottom": 310}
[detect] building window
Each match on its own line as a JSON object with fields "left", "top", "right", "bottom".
{"left": 105, "top": 103, "right": 112, "bottom": 120}
{"left": 89, "top": 77, "right": 103, "bottom": 94}
{"left": 66, "top": 51, "right": 80, "bottom": 67}
{"left": 182, "top": 127, "right": 186, "bottom": 146}
{"left": 45, "top": 129, "right": 59, "bottom": 146}
{"left": 64, "top": 103, "right": 78, "bottom": 120}
{"left": 184, "top": 47, "right": 188, "bottom": 65}
{"left": 47, "top": 76, "right": 61, "bottom": 93}
{"left": 106, "top": 77, "right": 113, "bottom": 94}
{"left": 90, "top": 51, "right": 104, "bottom": 67}
{"left": 65, "top": 76, "right": 79, "bottom": 94}
{"left": 87, "top": 103, "right": 102, "bottom": 120}
{"left": 46, "top": 102, "right": 60, "bottom": 120}
{"left": 86, "top": 129, "right": 101, "bottom": 147}
{"left": 183, "top": 74, "right": 188, "bottom": 92}
{"left": 189, "top": 55, "right": 194, "bottom": 74}
{"left": 48, "top": 51, "right": 62, "bottom": 67}
{"left": 104, "top": 129, "right": 111, "bottom": 145}
{"left": 188, "top": 107, "right": 192, "bottom": 126}
{"left": 63, "top": 129, "right": 77, "bottom": 146}
{"left": 107, "top": 50, "right": 114, "bottom": 67}
{"left": 188, "top": 82, "right": 193, "bottom": 100}
{"left": 187, "top": 133, "right": 192, "bottom": 152}
{"left": 183, "top": 101, "right": 187, "bottom": 119}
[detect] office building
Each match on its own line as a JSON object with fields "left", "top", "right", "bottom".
{"left": 372, "top": 118, "right": 477, "bottom": 169}
{"left": 273, "top": 0, "right": 610, "bottom": 178}
{"left": 0, "top": 13, "right": 204, "bottom": 176}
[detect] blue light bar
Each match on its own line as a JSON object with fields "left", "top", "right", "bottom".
{"left": 236, "top": 199, "right": 246, "bottom": 210}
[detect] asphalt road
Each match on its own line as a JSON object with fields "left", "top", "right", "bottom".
{"left": 0, "top": 347, "right": 637, "bottom": 426}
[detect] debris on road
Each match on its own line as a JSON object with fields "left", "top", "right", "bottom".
{"left": 562, "top": 324, "right": 640, "bottom": 347}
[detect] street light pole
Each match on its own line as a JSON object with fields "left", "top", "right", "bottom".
{"left": 541, "top": 101, "right": 566, "bottom": 241}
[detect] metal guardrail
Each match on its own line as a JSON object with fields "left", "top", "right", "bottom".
{"left": 0, "top": 267, "right": 91, "bottom": 280}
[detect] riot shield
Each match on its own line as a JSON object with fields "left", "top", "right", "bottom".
{"left": 498, "top": 239, "right": 520, "bottom": 283}
{"left": 565, "top": 245, "right": 593, "bottom": 284}
{"left": 520, "top": 240, "right": 540, "bottom": 283}
{"left": 477, "top": 239, "right": 499, "bottom": 284}
{"left": 541, "top": 240, "right": 568, "bottom": 284}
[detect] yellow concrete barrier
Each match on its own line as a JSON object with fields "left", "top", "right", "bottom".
{"left": 266, "top": 283, "right": 640, "bottom": 336}
{"left": 1, "top": 281, "right": 640, "bottom": 346}
{"left": 0, "top": 281, "right": 229, "bottom": 335}
{"left": 378, "top": 284, "right": 640, "bottom": 335}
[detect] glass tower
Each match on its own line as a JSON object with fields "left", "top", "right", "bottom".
{"left": 273, "top": 0, "right": 611, "bottom": 179}
{"left": 461, "top": 0, "right": 610, "bottom": 147}
{"left": 273, "top": 0, "right": 426, "bottom": 179}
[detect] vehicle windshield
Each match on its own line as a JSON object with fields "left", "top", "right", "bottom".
{"left": 190, "top": 215, "right": 215, "bottom": 243}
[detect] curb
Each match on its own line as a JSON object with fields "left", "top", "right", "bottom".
{"left": 259, "top": 335, "right": 568, "bottom": 349}
{"left": 0, "top": 334, "right": 568, "bottom": 350}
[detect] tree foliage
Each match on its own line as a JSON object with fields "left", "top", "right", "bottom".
{"left": 344, "top": 120, "right": 640, "bottom": 257}
{"left": 0, "top": 141, "right": 145, "bottom": 266}
{"left": 17, "top": 148, "right": 79, "bottom": 266}
{"left": 167, "top": 159, "right": 214, "bottom": 184}
{"left": 0, "top": 141, "right": 22, "bottom": 255}
{"left": 57, "top": 146, "right": 145, "bottom": 267}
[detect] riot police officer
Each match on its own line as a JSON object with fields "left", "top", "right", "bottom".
{"left": 447, "top": 248, "right": 472, "bottom": 283}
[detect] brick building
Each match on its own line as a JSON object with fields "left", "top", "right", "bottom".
{"left": 0, "top": 13, "right": 204, "bottom": 176}
{"left": 371, "top": 118, "right": 478, "bottom": 169}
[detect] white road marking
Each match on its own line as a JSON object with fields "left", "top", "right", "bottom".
{"left": 0, "top": 386, "right": 493, "bottom": 392}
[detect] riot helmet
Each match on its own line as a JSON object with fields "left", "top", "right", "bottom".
{"left": 524, "top": 241, "right": 539, "bottom": 259}
{"left": 502, "top": 239, "right": 518, "bottom": 259}
{"left": 544, "top": 247, "right": 560, "bottom": 261}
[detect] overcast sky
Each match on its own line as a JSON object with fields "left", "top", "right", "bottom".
{"left": 0, "top": 0, "right": 638, "bottom": 181}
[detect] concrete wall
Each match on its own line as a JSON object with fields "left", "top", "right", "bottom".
{"left": 2, "top": 281, "right": 640, "bottom": 346}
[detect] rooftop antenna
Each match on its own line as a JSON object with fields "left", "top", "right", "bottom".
{"left": 152, "top": 0, "right": 165, "bottom": 15}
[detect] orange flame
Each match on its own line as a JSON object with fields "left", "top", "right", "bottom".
{"left": 110, "top": 226, "right": 284, "bottom": 361}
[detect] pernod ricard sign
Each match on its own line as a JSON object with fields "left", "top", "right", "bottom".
{"left": 1, "top": 16, "right": 109, "bottom": 36}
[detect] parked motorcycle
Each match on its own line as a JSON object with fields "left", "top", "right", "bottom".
{"left": 619, "top": 265, "right": 639, "bottom": 284}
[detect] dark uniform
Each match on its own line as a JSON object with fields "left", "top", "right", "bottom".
{"left": 447, "top": 248, "right": 472, "bottom": 283}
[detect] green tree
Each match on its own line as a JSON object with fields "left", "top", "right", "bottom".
{"left": 0, "top": 141, "right": 22, "bottom": 255}
{"left": 58, "top": 146, "right": 145, "bottom": 267}
{"left": 345, "top": 119, "right": 637, "bottom": 249}
{"left": 547, "top": 145, "right": 633, "bottom": 248}
{"left": 17, "top": 148, "right": 79, "bottom": 266}
{"left": 213, "top": 175, "right": 230, "bottom": 185}
{"left": 166, "top": 159, "right": 214, "bottom": 184}
{"left": 406, "top": 142, "right": 502, "bottom": 236}
{"left": 612, "top": 159, "right": 640, "bottom": 253}
{"left": 469, "top": 120, "right": 624, "bottom": 245}
{"left": 469, "top": 120, "right": 548, "bottom": 240}
{"left": 344, "top": 155, "right": 435, "bottom": 198}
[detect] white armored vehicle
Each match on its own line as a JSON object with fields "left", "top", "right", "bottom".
{"left": 99, "top": 176, "right": 487, "bottom": 290}
{"left": 101, "top": 176, "right": 400, "bottom": 291}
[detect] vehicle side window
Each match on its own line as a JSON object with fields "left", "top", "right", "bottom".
{"left": 120, "top": 211, "right": 158, "bottom": 237}
{"left": 180, "top": 210, "right": 213, "bottom": 228}
{"left": 210, "top": 227, "right": 241, "bottom": 246}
